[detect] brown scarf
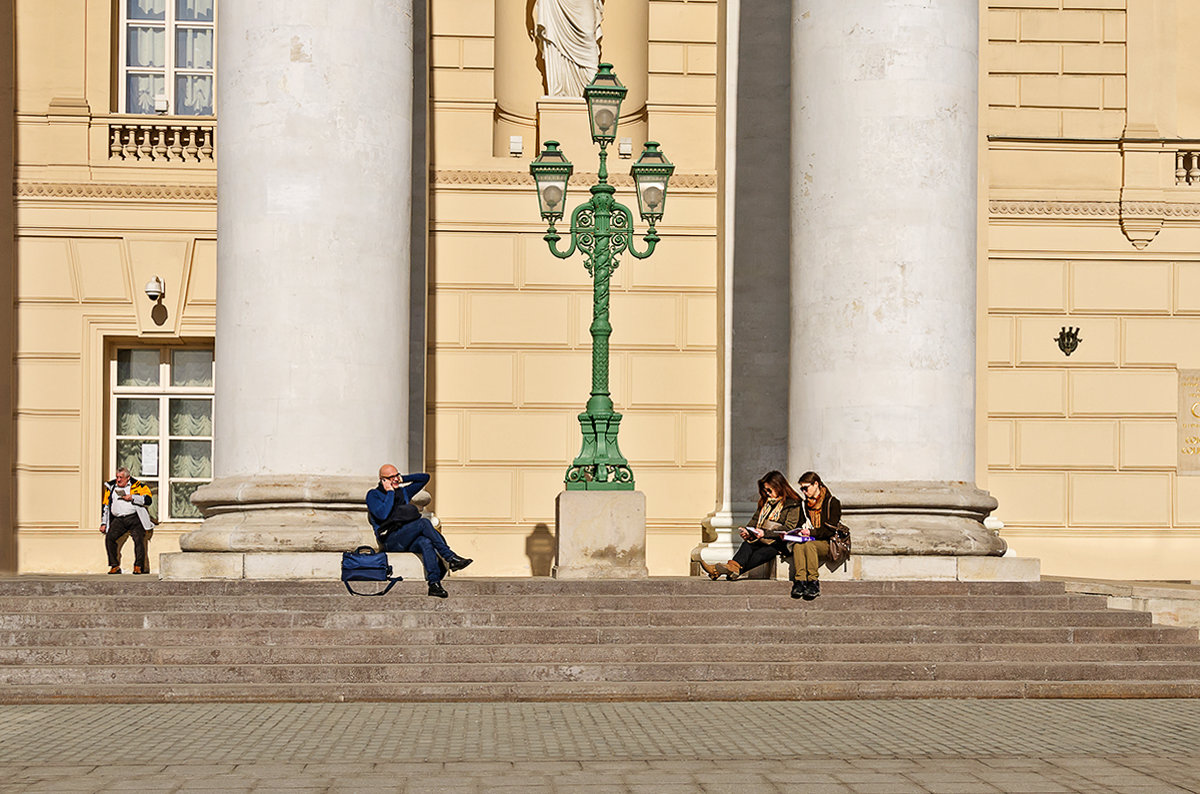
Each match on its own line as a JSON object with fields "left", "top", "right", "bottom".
{"left": 757, "top": 498, "right": 783, "bottom": 528}
{"left": 806, "top": 485, "right": 827, "bottom": 529}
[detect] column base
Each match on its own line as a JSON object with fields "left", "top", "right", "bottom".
{"left": 159, "top": 550, "right": 428, "bottom": 581}
{"left": 169, "top": 475, "right": 435, "bottom": 579}
{"left": 837, "top": 481, "right": 1006, "bottom": 556}
{"left": 553, "top": 490, "right": 648, "bottom": 579}
{"left": 774, "top": 554, "right": 1040, "bottom": 582}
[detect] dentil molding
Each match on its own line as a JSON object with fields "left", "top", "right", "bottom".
{"left": 16, "top": 182, "right": 216, "bottom": 201}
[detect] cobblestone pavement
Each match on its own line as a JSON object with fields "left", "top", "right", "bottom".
{"left": 1, "top": 700, "right": 1198, "bottom": 792}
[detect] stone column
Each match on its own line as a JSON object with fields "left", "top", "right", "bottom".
{"left": 789, "top": 0, "right": 1004, "bottom": 557}
{"left": 693, "top": 0, "right": 793, "bottom": 575}
{"left": 168, "top": 0, "right": 415, "bottom": 579}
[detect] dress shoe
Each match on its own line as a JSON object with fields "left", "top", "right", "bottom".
{"left": 790, "top": 580, "right": 806, "bottom": 599}
{"left": 801, "top": 580, "right": 820, "bottom": 601}
{"left": 107, "top": 566, "right": 121, "bottom": 575}
{"left": 447, "top": 556, "right": 473, "bottom": 572}
{"left": 427, "top": 582, "right": 449, "bottom": 598}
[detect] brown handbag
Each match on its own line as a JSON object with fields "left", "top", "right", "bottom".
{"left": 825, "top": 523, "right": 851, "bottom": 571}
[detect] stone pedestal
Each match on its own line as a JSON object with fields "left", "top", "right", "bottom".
{"left": 554, "top": 491, "right": 648, "bottom": 579}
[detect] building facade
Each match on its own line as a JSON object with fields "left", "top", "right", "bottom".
{"left": 3, "top": 0, "right": 1198, "bottom": 580}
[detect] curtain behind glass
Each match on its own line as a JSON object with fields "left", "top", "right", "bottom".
{"left": 129, "top": 0, "right": 166, "bottom": 20}
{"left": 176, "top": 0, "right": 214, "bottom": 22}
{"left": 117, "top": 399, "right": 160, "bottom": 437}
{"left": 117, "top": 350, "right": 160, "bottom": 387}
{"left": 176, "top": 27, "right": 213, "bottom": 69}
{"left": 175, "top": 75, "right": 214, "bottom": 116}
{"left": 127, "top": 26, "right": 166, "bottom": 67}
{"left": 169, "top": 399, "right": 212, "bottom": 436}
{"left": 171, "top": 350, "right": 213, "bottom": 386}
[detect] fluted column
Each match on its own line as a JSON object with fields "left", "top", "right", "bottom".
{"left": 181, "top": 0, "right": 414, "bottom": 563}
{"left": 789, "top": 0, "right": 1003, "bottom": 555}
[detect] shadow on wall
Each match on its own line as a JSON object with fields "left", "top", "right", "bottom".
{"left": 526, "top": 522, "right": 556, "bottom": 576}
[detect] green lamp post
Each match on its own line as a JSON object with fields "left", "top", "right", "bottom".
{"left": 530, "top": 63, "right": 675, "bottom": 491}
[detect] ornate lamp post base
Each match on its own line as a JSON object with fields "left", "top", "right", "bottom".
{"left": 565, "top": 411, "right": 634, "bottom": 490}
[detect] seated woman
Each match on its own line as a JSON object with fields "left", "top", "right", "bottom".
{"left": 698, "top": 470, "right": 802, "bottom": 582}
{"left": 791, "top": 470, "right": 842, "bottom": 601}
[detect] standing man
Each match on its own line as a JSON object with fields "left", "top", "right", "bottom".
{"left": 366, "top": 464, "right": 473, "bottom": 598}
{"left": 100, "top": 466, "right": 155, "bottom": 574}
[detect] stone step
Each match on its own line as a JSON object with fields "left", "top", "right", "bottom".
{"left": 2, "top": 577, "right": 1196, "bottom": 703}
{"left": 6, "top": 659, "right": 1200, "bottom": 687}
{"left": 6, "top": 641, "right": 1198, "bottom": 667}
{"left": 0, "top": 592, "right": 1111, "bottom": 613}
{"left": 0, "top": 577, "right": 1070, "bottom": 597}
{"left": 0, "top": 608, "right": 1154, "bottom": 631}
{"left": 4, "top": 678, "right": 1200, "bottom": 705}
{"left": 2, "top": 623, "right": 1192, "bottom": 649}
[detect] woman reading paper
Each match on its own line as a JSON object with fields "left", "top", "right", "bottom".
{"left": 698, "top": 471, "right": 802, "bottom": 584}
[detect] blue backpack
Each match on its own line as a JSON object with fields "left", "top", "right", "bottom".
{"left": 341, "top": 545, "right": 404, "bottom": 596}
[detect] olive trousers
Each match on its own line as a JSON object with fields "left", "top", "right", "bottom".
{"left": 793, "top": 539, "right": 830, "bottom": 582}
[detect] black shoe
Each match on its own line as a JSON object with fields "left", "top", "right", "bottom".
{"left": 427, "top": 582, "right": 448, "bottom": 598}
{"left": 447, "top": 556, "right": 473, "bottom": 572}
{"left": 790, "top": 580, "right": 805, "bottom": 599}
{"left": 802, "top": 580, "right": 820, "bottom": 601}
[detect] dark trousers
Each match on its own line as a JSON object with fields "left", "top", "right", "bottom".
{"left": 105, "top": 513, "right": 147, "bottom": 569}
{"left": 381, "top": 518, "right": 454, "bottom": 583}
{"left": 731, "top": 538, "right": 786, "bottom": 575}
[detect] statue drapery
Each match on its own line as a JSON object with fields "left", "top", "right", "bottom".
{"left": 534, "top": 0, "right": 604, "bottom": 98}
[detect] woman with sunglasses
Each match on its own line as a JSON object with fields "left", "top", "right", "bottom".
{"left": 698, "top": 470, "right": 803, "bottom": 583}
{"left": 791, "top": 471, "right": 842, "bottom": 601}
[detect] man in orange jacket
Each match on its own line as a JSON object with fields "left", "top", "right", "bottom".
{"left": 100, "top": 466, "right": 155, "bottom": 574}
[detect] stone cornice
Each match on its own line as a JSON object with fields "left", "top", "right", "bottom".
{"left": 989, "top": 199, "right": 1200, "bottom": 218}
{"left": 16, "top": 182, "right": 216, "bottom": 201}
{"left": 432, "top": 169, "right": 716, "bottom": 189}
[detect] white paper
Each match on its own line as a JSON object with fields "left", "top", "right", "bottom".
{"left": 141, "top": 443, "right": 159, "bottom": 477}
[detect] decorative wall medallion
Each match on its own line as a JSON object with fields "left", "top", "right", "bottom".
{"left": 1055, "top": 326, "right": 1081, "bottom": 357}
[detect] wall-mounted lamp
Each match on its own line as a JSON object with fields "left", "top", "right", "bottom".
{"left": 154, "top": 94, "right": 169, "bottom": 115}
{"left": 618, "top": 137, "right": 633, "bottom": 159}
{"left": 144, "top": 276, "right": 166, "bottom": 303}
{"left": 509, "top": 135, "right": 523, "bottom": 157}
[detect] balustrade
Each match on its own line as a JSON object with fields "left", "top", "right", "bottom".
{"left": 108, "top": 122, "right": 215, "bottom": 164}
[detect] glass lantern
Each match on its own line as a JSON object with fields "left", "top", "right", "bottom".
{"left": 629, "top": 142, "right": 675, "bottom": 223}
{"left": 583, "top": 63, "right": 627, "bottom": 146}
{"left": 529, "top": 141, "right": 574, "bottom": 223}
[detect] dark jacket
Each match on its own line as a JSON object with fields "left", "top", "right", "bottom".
{"left": 747, "top": 498, "right": 803, "bottom": 541}
{"left": 804, "top": 491, "right": 842, "bottom": 541}
{"left": 365, "top": 473, "right": 430, "bottom": 533}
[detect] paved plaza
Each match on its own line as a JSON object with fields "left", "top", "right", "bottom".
{"left": 0, "top": 699, "right": 1198, "bottom": 792}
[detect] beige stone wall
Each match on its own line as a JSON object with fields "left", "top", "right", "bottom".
{"left": 984, "top": 0, "right": 1200, "bottom": 579}
{"left": 13, "top": 0, "right": 216, "bottom": 573}
{"left": 426, "top": 0, "right": 718, "bottom": 575}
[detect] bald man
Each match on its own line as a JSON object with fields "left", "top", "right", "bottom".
{"left": 365, "top": 464, "right": 472, "bottom": 598}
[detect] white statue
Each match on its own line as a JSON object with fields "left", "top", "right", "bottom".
{"left": 534, "top": 0, "right": 604, "bottom": 98}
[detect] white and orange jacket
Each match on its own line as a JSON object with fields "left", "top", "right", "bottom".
{"left": 101, "top": 477, "right": 155, "bottom": 531}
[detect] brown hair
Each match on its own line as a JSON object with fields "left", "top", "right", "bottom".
{"left": 797, "top": 471, "right": 824, "bottom": 488}
{"left": 756, "top": 470, "right": 801, "bottom": 512}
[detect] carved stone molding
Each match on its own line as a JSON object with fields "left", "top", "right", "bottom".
{"left": 989, "top": 200, "right": 1120, "bottom": 217}
{"left": 990, "top": 199, "right": 1200, "bottom": 218}
{"left": 15, "top": 182, "right": 216, "bottom": 201}
{"left": 432, "top": 169, "right": 715, "bottom": 189}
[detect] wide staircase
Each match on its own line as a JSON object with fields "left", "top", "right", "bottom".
{"left": 2, "top": 577, "right": 1200, "bottom": 703}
